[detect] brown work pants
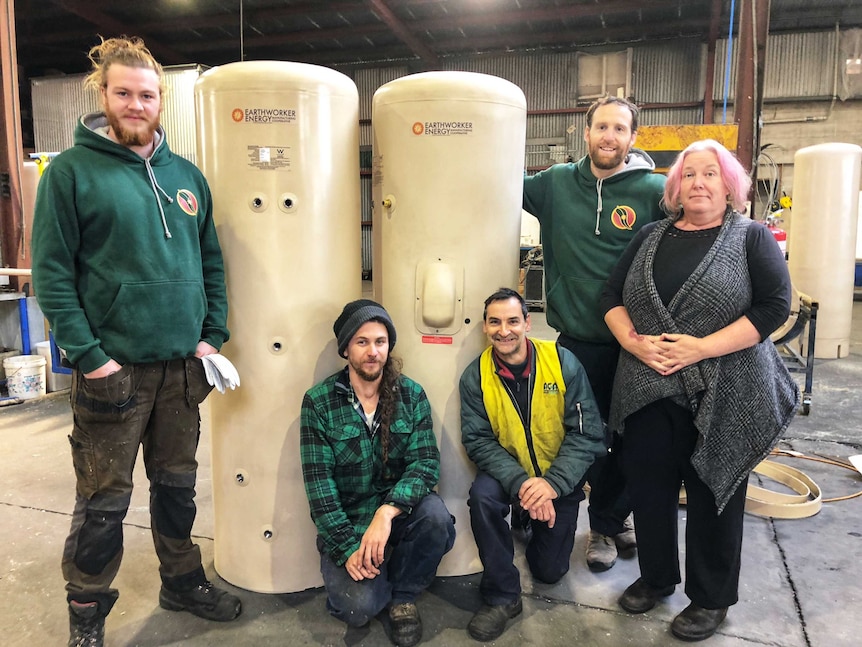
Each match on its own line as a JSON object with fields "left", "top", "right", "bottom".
{"left": 62, "top": 357, "right": 213, "bottom": 615}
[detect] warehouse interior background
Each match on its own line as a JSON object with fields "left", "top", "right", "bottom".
{"left": 2, "top": 2, "right": 862, "bottom": 646}
{"left": 3, "top": 0, "right": 862, "bottom": 278}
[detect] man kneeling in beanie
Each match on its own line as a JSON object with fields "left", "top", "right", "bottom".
{"left": 300, "top": 299, "right": 456, "bottom": 647}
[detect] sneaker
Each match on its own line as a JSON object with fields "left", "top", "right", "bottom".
{"left": 613, "top": 514, "right": 637, "bottom": 553}
{"left": 671, "top": 603, "right": 728, "bottom": 641}
{"left": 388, "top": 602, "right": 422, "bottom": 647}
{"left": 618, "top": 577, "right": 675, "bottom": 614}
{"left": 586, "top": 530, "right": 617, "bottom": 571}
{"left": 68, "top": 601, "right": 104, "bottom": 647}
{"left": 159, "top": 581, "right": 242, "bottom": 621}
{"left": 467, "top": 598, "right": 523, "bottom": 642}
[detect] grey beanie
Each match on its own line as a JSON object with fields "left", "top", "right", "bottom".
{"left": 333, "top": 299, "right": 397, "bottom": 358}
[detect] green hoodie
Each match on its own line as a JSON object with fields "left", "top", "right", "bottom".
{"left": 523, "top": 149, "right": 666, "bottom": 343}
{"left": 31, "top": 113, "right": 229, "bottom": 373}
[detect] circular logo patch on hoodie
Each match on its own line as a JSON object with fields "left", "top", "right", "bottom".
{"left": 176, "top": 189, "right": 199, "bottom": 217}
{"left": 610, "top": 205, "right": 636, "bottom": 230}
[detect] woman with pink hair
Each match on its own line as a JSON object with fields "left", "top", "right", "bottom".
{"left": 599, "top": 140, "right": 799, "bottom": 641}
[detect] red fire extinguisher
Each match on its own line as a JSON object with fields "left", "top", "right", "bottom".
{"left": 766, "top": 218, "right": 787, "bottom": 259}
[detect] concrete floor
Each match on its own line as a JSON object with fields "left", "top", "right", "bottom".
{"left": 2, "top": 304, "right": 861, "bottom": 647}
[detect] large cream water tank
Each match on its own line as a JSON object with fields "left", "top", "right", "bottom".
{"left": 195, "top": 61, "right": 361, "bottom": 593}
{"left": 788, "top": 143, "right": 861, "bottom": 359}
{"left": 372, "top": 71, "right": 527, "bottom": 576}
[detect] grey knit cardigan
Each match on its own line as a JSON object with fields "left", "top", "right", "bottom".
{"left": 609, "top": 211, "right": 800, "bottom": 512}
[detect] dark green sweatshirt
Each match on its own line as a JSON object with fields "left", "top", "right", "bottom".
{"left": 523, "top": 150, "right": 666, "bottom": 343}
{"left": 31, "top": 113, "right": 229, "bottom": 373}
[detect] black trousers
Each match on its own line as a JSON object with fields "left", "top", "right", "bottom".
{"left": 621, "top": 398, "right": 748, "bottom": 609}
{"left": 557, "top": 335, "right": 630, "bottom": 536}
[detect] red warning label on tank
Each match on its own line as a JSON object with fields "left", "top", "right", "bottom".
{"left": 422, "top": 336, "right": 454, "bottom": 344}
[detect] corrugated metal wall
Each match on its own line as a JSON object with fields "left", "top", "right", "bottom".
{"left": 361, "top": 175, "right": 373, "bottom": 272}
{"left": 713, "top": 31, "right": 838, "bottom": 102}
{"left": 634, "top": 42, "right": 704, "bottom": 103}
{"left": 31, "top": 65, "right": 204, "bottom": 162}
{"left": 443, "top": 52, "right": 579, "bottom": 112}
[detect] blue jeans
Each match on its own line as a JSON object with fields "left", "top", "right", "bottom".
{"left": 318, "top": 492, "right": 455, "bottom": 627}
{"left": 468, "top": 471, "right": 584, "bottom": 605}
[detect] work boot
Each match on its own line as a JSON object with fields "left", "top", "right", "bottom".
{"left": 68, "top": 601, "right": 105, "bottom": 647}
{"left": 467, "top": 598, "right": 523, "bottom": 642}
{"left": 618, "top": 577, "right": 675, "bottom": 614}
{"left": 586, "top": 530, "right": 617, "bottom": 571}
{"left": 613, "top": 514, "right": 637, "bottom": 553}
{"left": 671, "top": 603, "right": 728, "bottom": 641}
{"left": 388, "top": 602, "right": 422, "bottom": 647}
{"left": 159, "top": 580, "right": 242, "bottom": 621}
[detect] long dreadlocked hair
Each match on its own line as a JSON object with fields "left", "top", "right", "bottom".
{"left": 377, "top": 354, "right": 403, "bottom": 464}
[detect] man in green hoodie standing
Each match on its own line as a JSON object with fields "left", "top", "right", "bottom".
{"left": 31, "top": 37, "right": 240, "bottom": 647}
{"left": 522, "top": 96, "right": 666, "bottom": 572}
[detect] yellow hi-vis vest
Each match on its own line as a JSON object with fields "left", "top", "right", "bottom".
{"left": 480, "top": 338, "right": 567, "bottom": 477}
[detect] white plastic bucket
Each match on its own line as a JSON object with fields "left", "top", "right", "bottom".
{"left": 3, "top": 354, "right": 47, "bottom": 400}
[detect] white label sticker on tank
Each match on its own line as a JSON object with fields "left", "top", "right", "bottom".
{"left": 247, "top": 145, "right": 291, "bottom": 171}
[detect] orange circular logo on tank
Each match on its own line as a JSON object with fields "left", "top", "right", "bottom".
{"left": 231, "top": 109, "right": 244, "bottom": 122}
{"left": 610, "top": 205, "right": 636, "bottom": 230}
{"left": 412, "top": 122, "right": 424, "bottom": 135}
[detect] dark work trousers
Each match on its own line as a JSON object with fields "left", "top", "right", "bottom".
{"left": 318, "top": 493, "right": 456, "bottom": 627}
{"left": 63, "top": 357, "right": 214, "bottom": 615}
{"left": 621, "top": 398, "right": 747, "bottom": 609}
{"left": 469, "top": 471, "right": 585, "bottom": 606}
{"left": 557, "top": 335, "right": 630, "bottom": 537}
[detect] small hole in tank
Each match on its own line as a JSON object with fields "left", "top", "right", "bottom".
{"left": 273, "top": 342, "right": 282, "bottom": 351}
{"left": 284, "top": 198, "right": 293, "bottom": 208}
{"left": 465, "top": 318, "right": 471, "bottom": 324}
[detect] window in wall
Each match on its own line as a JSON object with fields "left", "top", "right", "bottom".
{"left": 576, "top": 49, "right": 633, "bottom": 103}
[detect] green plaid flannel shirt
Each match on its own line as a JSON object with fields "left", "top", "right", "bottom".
{"left": 300, "top": 367, "right": 441, "bottom": 566}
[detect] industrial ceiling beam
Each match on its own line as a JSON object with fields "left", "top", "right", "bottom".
{"left": 53, "top": 0, "right": 186, "bottom": 64}
{"left": 365, "top": 0, "right": 439, "bottom": 66}
{"left": 19, "top": 0, "right": 717, "bottom": 67}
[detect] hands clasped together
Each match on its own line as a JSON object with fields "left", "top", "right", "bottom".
{"left": 518, "top": 476, "right": 559, "bottom": 528}
{"left": 626, "top": 330, "right": 706, "bottom": 376}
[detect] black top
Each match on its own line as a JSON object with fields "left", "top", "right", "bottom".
{"left": 600, "top": 219, "right": 792, "bottom": 340}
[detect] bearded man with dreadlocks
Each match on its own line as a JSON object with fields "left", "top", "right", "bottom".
{"left": 300, "top": 300, "right": 456, "bottom": 647}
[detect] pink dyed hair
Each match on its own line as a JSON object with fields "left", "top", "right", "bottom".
{"left": 662, "top": 139, "right": 752, "bottom": 216}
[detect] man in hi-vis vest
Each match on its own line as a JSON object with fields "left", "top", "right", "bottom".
{"left": 459, "top": 288, "right": 606, "bottom": 642}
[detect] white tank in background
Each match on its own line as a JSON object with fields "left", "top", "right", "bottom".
{"left": 372, "top": 71, "right": 527, "bottom": 575}
{"left": 788, "top": 143, "right": 862, "bottom": 359}
{"left": 195, "top": 61, "right": 361, "bottom": 593}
